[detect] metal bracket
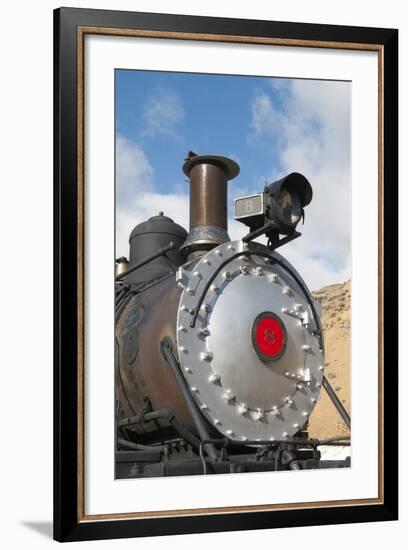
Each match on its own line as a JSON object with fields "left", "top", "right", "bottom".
{"left": 322, "top": 375, "right": 351, "bottom": 429}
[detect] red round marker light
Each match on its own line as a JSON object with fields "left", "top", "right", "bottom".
{"left": 252, "top": 312, "right": 287, "bottom": 361}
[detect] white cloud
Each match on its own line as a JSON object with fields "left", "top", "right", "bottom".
{"left": 143, "top": 86, "right": 184, "bottom": 140}
{"left": 116, "top": 135, "right": 153, "bottom": 206}
{"left": 248, "top": 79, "right": 351, "bottom": 290}
{"left": 115, "top": 135, "right": 189, "bottom": 258}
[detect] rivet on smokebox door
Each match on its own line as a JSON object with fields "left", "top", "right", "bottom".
{"left": 255, "top": 408, "right": 264, "bottom": 421}
{"left": 202, "top": 303, "right": 212, "bottom": 313}
{"left": 223, "top": 389, "right": 235, "bottom": 402}
{"left": 209, "top": 373, "right": 220, "bottom": 384}
{"left": 224, "top": 271, "right": 232, "bottom": 281}
{"left": 270, "top": 274, "right": 278, "bottom": 283}
{"left": 238, "top": 403, "right": 248, "bottom": 415}
{"left": 240, "top": 265, "right": 249, "bottom": 275}
{"left": 255, "top": 266, "right": 263, "bottom": 276}
{"left": 282, "top": 286, "right": 291, "bottom": 295}
{"left": 201, "top": 351, "right": 213, "bottom": 361}
{"left": 215, "top": 249, "right": 222, "bottom": 256}
{"left": 199, "top": 327, "right": 210, "bottom": 337}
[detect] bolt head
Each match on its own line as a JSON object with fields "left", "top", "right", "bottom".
{"left": 223, "top": 390, "right": 235, "bottom": 402}
{"left": 238, "top": 404, "right": 248, "bottom": 415}
{"left": 201, "top": 351, "right": 213, "bottom": 361}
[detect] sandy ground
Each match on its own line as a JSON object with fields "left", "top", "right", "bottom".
{"left": 308, "top": 280, "right": 351, "bottom": 439}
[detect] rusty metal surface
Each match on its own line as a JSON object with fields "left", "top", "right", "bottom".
{"left": 189, "top": 163, "right": 229, "bottom": 230}
{"left": 115, "top": 276, "right": 195, "bottom": 435}
{"left": 180, "top": 155, "right": 240, "bottom": 253}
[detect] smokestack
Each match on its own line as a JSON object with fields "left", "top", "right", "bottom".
{"left": 180, "top": 153, "right": 240, "bottom": 256}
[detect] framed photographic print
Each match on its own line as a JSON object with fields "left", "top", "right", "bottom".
{"left": 54, "top": 7, "right": 398, "bottom": 542}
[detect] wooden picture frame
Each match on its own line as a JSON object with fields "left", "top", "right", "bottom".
{"left": 54, "top": 7, "right": 398, "bottom": 542}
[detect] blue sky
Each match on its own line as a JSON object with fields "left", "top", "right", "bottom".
{"left": 115, "top": 69, "right": 351, "bottom": 290}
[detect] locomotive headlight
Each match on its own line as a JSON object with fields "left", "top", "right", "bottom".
{"left": 266, "top": 172, "right": 312, "bottom": 231}
{"left": 272, "top": 186, "right": 303, "bottom": 228}
{"left": 234, "top": 172, "right": 313, "bottom": 239}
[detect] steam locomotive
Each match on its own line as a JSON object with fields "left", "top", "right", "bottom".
{"left": 115, "top": 153, "right": 350, "bottom": 478}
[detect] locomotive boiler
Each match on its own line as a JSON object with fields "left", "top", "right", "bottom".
{"left": 115, "top": 153, "right": 350, "bottom": 477}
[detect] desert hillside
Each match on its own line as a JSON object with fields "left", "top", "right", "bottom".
{"left": 308, "top": 280, "right": 351, "bottom": 439}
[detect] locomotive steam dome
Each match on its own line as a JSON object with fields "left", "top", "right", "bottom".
{"left": 176, "top": 239, "right": 324, "bottom": 443}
